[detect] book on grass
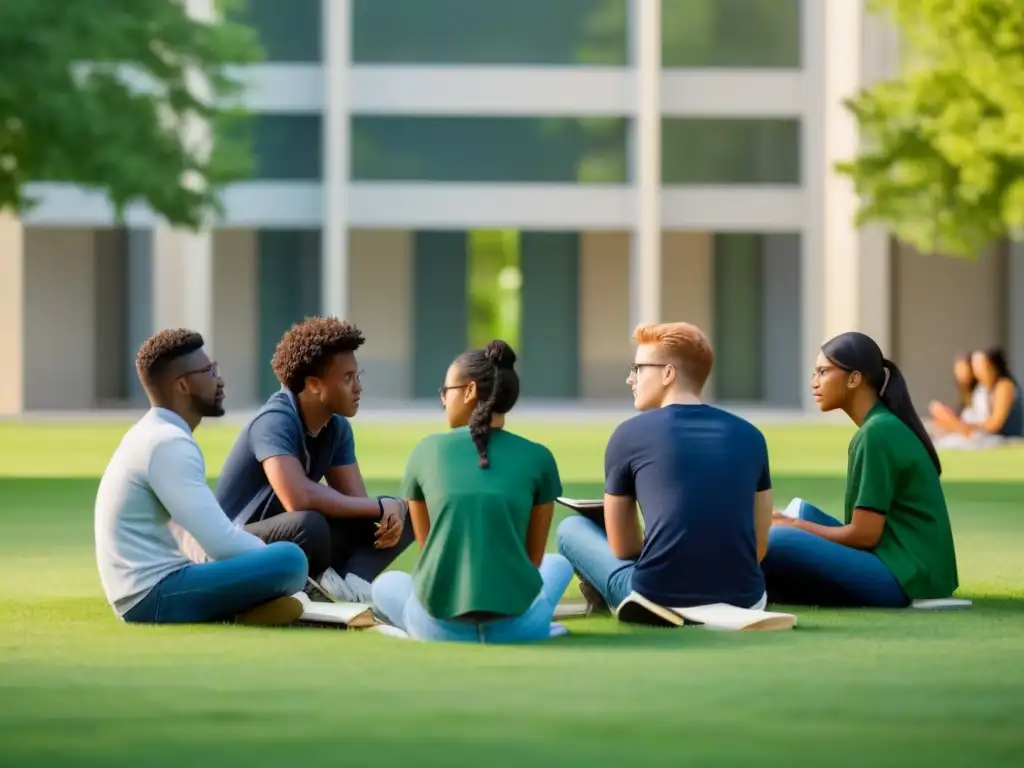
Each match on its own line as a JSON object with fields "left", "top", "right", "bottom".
{"left": 553, "top": 601, "right": 591, "bottom": 620}
{"left": 615, "top": 590, "right": 797, "bottom": 631}
{"left": 293, "top": 590, "right": 377, "bottom": 628}
{"left": 910, "top": 597, "right": 973, "bottom": 610}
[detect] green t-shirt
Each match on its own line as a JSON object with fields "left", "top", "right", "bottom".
{"left": 844, "top": 403, "right": 959, "bottom": 600}
{"left": 400, "top": 427, "right": 563, "bottom": 620}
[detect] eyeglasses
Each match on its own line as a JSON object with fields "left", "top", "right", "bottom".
{"left": 177, "top": 361, "right": 219, "bottom": 380}
{"left": 629, "top": 363, "right": 668, "bottom": 375}
{"left": 811, "top": 365, "right": 838, "bottom": 381}
{"left": 438, "top": 384, "right": 467, "bottom": 404}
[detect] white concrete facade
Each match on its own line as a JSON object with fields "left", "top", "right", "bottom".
{"left": 2, "top": 0, "right": 1021, "bottom": 413}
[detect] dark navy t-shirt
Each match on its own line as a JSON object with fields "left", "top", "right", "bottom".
{"left": 214, "top": 390, "right": 356, "bottom": 525}
{"left": 604, "top": 403, "right": 770, "bottom": 608}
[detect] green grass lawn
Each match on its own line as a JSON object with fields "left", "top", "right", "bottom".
{"left": 1, "top": 419, "right": 1022, "bottom": 767}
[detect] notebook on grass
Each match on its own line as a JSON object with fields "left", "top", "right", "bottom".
{"left": 293, "top": 589, "right": 377, "bottom": 628}
{"left": 615, "top": 591, "right": 797, "bottom": 631}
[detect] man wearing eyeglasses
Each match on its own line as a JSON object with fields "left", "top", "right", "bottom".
{"left": 555, "top": 322, "right": 773, "bottom": 618}
{"left": 215, "top": 317, "right": 413, "bottom": 604}
{"left": 94, "top": 329, "right": 309, "bottom": 626}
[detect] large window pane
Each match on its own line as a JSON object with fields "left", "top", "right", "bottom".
{"left": 662, "top": 0, "right": 801, "bottom": 68}
{"left": 251, "top": 116, "right": 322, "bottom": 181}
{"left": 352, "top": 117, "right": 628, "bottom": 183}
{"left": 353, "top": 0, "right": 628, "bottom": 65}
{"left": 229, "top": 0, "right": 321, "bottom": 63}
{"left": 713, "top": 234, "right": 764, "bottom": 402}
{"left": 662, "top": 119, "right": 800, "bottom": 185}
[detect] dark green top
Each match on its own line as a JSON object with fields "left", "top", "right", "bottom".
{"left": 401, "top": 427, "right": 562, "bottom": 620}
{"left": 844, "top": 402, "right": 959, "bottom": 599}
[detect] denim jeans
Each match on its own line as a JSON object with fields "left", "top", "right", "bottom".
{"left": 555, "top": 516, "right": 637, "bottom": 610}
{"left": 123, "top": 542, "right": 309, "bottom": 624}
{"left": 760, "top": 499, "right": 909, "bottom": 608}
{"left": 556, "top": 515, "right": 768, "bottom": 611}
{"left": 371, "top": 554, "right": 574, "bottom": 643}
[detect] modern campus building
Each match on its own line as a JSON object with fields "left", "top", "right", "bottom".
{"left": 2, "top": 0, "right": 1022, "bottom": 415}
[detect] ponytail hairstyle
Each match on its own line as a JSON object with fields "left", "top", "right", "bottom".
{"left": 821, "top": 331, "right": 942, "bottom": 476}
{"left": 455, "top": 340, "right": 520, "bottom": 469}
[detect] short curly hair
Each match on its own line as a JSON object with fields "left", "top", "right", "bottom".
{"left": 136, "top": 328, "right": 205, "bottom": 387}
{"left": 271, "top": 317, "right": 366, "bottom": 393}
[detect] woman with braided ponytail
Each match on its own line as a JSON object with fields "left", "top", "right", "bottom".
{"left": 371, "top": 340, "right": 573, "bottom": 642}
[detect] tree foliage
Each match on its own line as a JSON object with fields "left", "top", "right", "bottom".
{"left": 0, "top": 0, "right": 261, "bottom": 230}
{"left": 836, "top": 0, "right": 1024, "bottom": 257}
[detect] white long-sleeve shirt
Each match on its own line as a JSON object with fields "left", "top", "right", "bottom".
{"left": 94, "top": 407, "right": 266, "bottom": 617}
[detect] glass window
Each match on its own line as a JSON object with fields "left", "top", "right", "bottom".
{"left": 662, "top": 0, "right": 801, "bottom": 68}
{"left": 352, "top": 0, "right": 628, "bottom": 65}
{"left": 228, "top": 0, "right": 321, "bottom": 63}
{"left": 352, "top": 117, "right": 628, "bottom": 183}
{"left": 662, "top": 119, "right": 801, "bottom": 185}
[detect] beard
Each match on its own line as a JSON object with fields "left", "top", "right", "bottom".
{"left": 191, "top": 393, "right": 225, "bottom": 418}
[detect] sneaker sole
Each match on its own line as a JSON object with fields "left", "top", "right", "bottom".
{"left": 235, "top": 596, "right": 304, "bottom": 627}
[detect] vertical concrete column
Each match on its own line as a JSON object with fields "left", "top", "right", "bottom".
{"left": 629, "top": 0, "right": 662, "bottom": 329}
{"left": 152, "top": 0, "right": 216, "bottom": 350}
{"left": 322, "top": 0, "right": 351, "bottom": 319}
{"left": 0, "top": 214, "right": 24, "bottom": 414}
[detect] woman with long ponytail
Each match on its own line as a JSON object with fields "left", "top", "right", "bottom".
{"left": 370, "top": 340, "right": 573, "bottom": 643}
{"left": 761, "top": 332, "right": 961, "bottom": 607}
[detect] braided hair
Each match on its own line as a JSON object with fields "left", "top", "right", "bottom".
{"left": 455, "top": 340, "right": 520, "bottom": 468}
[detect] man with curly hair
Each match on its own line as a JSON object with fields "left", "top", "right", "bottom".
{"left": 94, "top": 329, "right": 309, "bottom": 626}
{"left": 215, "top": 316, "right": 413, "bottom": 603}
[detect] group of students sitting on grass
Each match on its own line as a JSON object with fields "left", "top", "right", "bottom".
{"left": 94, "top": 316, "right": 962, "bottom": 641}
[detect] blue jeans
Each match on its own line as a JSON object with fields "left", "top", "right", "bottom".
{"left": 555, "top": 516, "right": 636, "bottom": 609}
{"left": 761, "top": 499, "right": 909, "bottom": 608}
{"left": 371, "top": 554, "right": 574, "bottom": 643}
{"left": 123, "top": 542, "right": 309, "bottom": 624}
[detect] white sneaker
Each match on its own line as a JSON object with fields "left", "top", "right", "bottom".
{"left": 318, "top": 567, "right": 356, "bottom": 601}
{"left": 317, "top": 568, "right": 374, "bottom": 604}
{"left": 342, "top": 573, "right": 374, "bottom": 604}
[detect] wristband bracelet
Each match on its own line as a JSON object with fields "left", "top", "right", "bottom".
{"left": 376, "top": 496, "right": 385, "bottom": 521}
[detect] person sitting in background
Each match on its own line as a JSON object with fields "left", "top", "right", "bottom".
{"left": 371, "top": 340, "right": 572, "bottom": 643}
{"left": 94, "top": 329, "right": 308, "bottom": 626}
{"left": 928, "top": 347, "right": 1023, "bottom": 444}
{"left": 215, "top": 317, "right": 413, "bottom": 604}
{"left": 555, "top": 322, "right": 773, "bottom": 618}
{"left": 928, "top": 352, "right": 988, "bottom": 429}
{"left": 762, "top": 331, "right": 959, "bottom": 608}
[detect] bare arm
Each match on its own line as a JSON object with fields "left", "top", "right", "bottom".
{"left": 604, "top": 493, "right": 643, "bottom": 560}
{"left": 778, "top": 508, "right": 885, "bottom": 550}
{"left": 325, "top": 462, "right": 369, "bottom": 498}
{"left": 524, "top": 502, "right": 554, "bottom": 568}
{"left": 262, "top": 454, "right": 380, "bottom": 519}
{"left": 408, "top": 500, "right": 430, "bottom": 548}
{"left": 977, "top": 379, "right": 1016, "bottom": 435}
{"left": 754, "top": 489, "right": 773, "bottom": 562}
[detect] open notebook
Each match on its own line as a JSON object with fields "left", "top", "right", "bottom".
{"left": 615, "top": 591, "right": 797, "bottom": 631}
{"left": 293, "top": 586, "right": 377, "bottom": 629}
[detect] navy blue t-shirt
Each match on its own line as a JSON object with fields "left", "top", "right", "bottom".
{"left": 214, "top": 390, "right": 356, "bottom": 525}
{"left": 605, "top": 404, "right": 770, "bottom": 608}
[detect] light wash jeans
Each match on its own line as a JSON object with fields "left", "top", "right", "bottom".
{"left": 555, "top": 516, "right": 636, "bottom": 609}
{"left": 556, "top": 515, "right": 769, "bottom": 611}
{"left": 760, "top": 498, "right": 909, "bottom": 608}
{"left": 123, "top": 542, "right": 309, "bottom": 623}
{"left": 371, "top": 554, "right": 574, "bottom": 643}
